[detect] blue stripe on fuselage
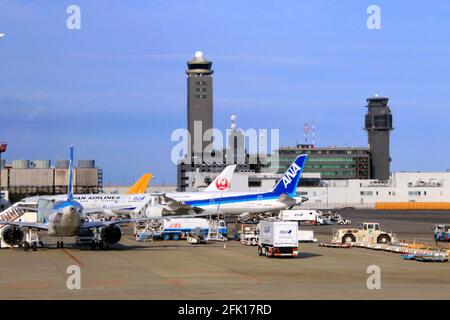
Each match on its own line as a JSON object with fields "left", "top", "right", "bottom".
{"left": 184, "top": 191, "right": 279, "bottom": 207}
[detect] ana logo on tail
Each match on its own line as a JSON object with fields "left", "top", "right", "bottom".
{"left": 215, "top": 177, "right": 229, "bottom": 191}
{"left": 282, "top": 163, "right": 302, "bottom": 189}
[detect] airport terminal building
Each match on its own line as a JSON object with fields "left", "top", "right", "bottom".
{"left": 275, "top": 144, "right": 370, "bottom": 180}
{"left": 299, "top": 171, "right": 450, "bottom": 210}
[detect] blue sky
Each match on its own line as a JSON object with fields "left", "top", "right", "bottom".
{"left": 1, "top": 0, "right": 450, "bottom": 185}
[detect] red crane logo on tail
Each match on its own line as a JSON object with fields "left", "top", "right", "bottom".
{"left": 215, "top": 178, "right": 229, "bottom": 191}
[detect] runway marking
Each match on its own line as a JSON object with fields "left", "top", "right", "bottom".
{"left": 166, "top": 278, "right": 185, "bottom": 286}
{"left": 62, "top": 248, "right": 86, "bottom": 267}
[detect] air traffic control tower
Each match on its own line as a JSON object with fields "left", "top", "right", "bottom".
{"left": 186, "top": 51, "right": 213, "bottom": 157}
{"left": 364, "top": 95, "right": 393, "bottom": 180}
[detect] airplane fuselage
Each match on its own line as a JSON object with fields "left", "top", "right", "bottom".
{"left": 166, "top": 191, "right": 295, "bottom": 215}
{"left": 25, "top": 191, "right": 301, "bottom": 217}
{"left": 24, "top": 194, "right": 151, "bottom": 211}
{"left": 44, "top": 200, "right": 83, "bottom": 237}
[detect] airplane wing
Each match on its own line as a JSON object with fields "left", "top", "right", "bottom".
{"left": 82, "top": 206, "right": 139, "bottom": 215}
{"left": 14, "top": 205, "right": 140, "bottom": 215}
{"left": 161, "top": 195, "right": 204, "bottom": 214}
{"left": 0, "top": 220, "right": 49, "bottom": 230}
{"left": 80, "top": 219, "right": 134, "bottom": 230}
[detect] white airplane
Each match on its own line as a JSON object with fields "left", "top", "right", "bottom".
{"left": 19, "top": 164, "right": 237, "bottom": 217}
{"left": 147, "top": 154, "right": 308, "bottom": 217}
{"left": 19, "top": 173, "right": 152, "bottom": 212}
{"left": 0, "top": 33, "right": 5, "bottom": 38}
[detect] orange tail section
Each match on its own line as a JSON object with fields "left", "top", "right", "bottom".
{"left": 126, "top": 173, "right": 152, "bottom": 194}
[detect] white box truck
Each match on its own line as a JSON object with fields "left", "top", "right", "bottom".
{"left": 257, "top": 221, "right": 298, "bottom": 258}
{"left": 278, "top": 209, "right": 323, "bottom": 225}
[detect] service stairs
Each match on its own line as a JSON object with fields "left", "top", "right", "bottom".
{"left": 206, "top": 219, "right": 227, "bottom": 242}
{"left": 0, "top": 204, "right": 26, "bottom": 222}
{"left": 0, "top": 204, "right": 41, "bottom": 249}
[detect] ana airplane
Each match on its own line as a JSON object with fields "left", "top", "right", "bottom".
{"left": 0, "top": 146, "right": 149, "bottom": 251}
{"left": 146, "top": 154, "right": 308, "bottom": 217}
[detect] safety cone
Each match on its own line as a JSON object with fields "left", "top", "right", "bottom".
{"left": 223, "top": 243, "right": 227, "bottom": 250}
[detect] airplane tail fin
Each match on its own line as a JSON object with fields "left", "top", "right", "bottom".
{"left": 126, "top": 174, "right": 152, "bottom": 194}
{"left": 270, "top": 154, "right": 307, "bottom": 196}
{"left": 204, "top": 165, "right": 237, "bottom": 192}
{"left": 67, "top": 145, "right": 74, "bottom": 202}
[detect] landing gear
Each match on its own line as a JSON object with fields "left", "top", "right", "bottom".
{"left": 21, "top": 240, "right": 41, "bottom": 252}
{"left": 56, "top": 240, "right": 64, "bottom": 248}
{"left": 22, "top": 241, "right": 30, "bottom": 251}
{"left": 20, "top": 228, "right": 42, "bottom": 252}
{"left": 90, "top": 240, "right": 107, "bottom": 250}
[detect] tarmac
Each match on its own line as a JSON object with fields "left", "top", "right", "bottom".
{"left": 1, "top": 210, "right": 449, "bottom": 300}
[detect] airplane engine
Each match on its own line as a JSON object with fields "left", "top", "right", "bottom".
{"left": 100, "top": 225, "right": 122, "bottom": 245}
{"left": 145, "top": 205, "right": 168, "bottom": 218}
{"left": 1, "top": 225, "right": 24, "bottom": 246}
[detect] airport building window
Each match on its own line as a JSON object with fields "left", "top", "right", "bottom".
{"left": 321, "top": 171, "right": 355, "bottom": 176}
{"left": 306, "top": 164, "right": 355, "bottom": 169}
{"left": 360, "top": 191, "right": 373, "bottom": 196}
{"left": 308, "top": 157, "right": 355, "bottom": 163}
{"left": 195, "top": 94, "right": 207, "bottom": 99}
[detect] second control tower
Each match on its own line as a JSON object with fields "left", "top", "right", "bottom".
{"left": 364, "top": 95, "right": 393, "bottom": 180}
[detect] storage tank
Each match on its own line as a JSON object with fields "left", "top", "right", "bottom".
{"left": 56, "top": 160, "right": 70, "bottom": 168}
{"left": 78, "top": 160, "right": 95, "bottom": 168}
{"left": 33, "top": 160, "right": 51, "bottom": 169}
{"left": 12, "top": 160, "right": 30, "bottom": 169}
